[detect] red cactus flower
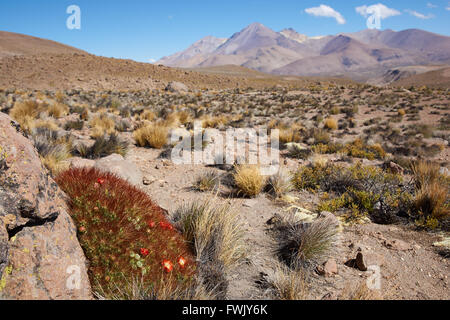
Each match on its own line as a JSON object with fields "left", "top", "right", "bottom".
{"left": 178, "top": 256, "right": 187, "bottom": 268}
{"left": 162, "top": 260, "right": 173, "bottom": 273}
{"left": 140, "top": 248, "right": 149, "bottom": 257}
{"left": 159, "top": 221, "right": 174, "bottom": 230}
{"left": 79, "top": 226, "right": 86, "bottom": 233}
{"left": 97, "top": 178, "right": 105, "bottom": 185}
{"left": 147, "top": 221, "right": 156, "bottom": 228}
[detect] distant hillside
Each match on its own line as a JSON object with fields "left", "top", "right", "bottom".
{"left": 391, "top": 66, "right": 450, "bottom": 89}
{"left": 157, "top": 23, "right": 450, "bottom": 84}
{"left": 0, "top": 31, "right": 85, "bottom": 58}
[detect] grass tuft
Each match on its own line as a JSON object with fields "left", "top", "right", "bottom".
{"left": 233, "top": 165, "right": 266, "bottom": 197}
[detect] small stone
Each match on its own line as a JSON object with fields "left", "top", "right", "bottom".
{"left": 143, "top": 176, "right": 155, "bottom": 185}
{"left": 355, "top": 252, "right": 367, "bottom": 271}
{"left": 383, "top": 239, "right": 411, "bottom": 251}
{"left": 318, "top": 259, "right": 338, "bottom": 277}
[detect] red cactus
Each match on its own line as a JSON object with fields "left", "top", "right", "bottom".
{"left": 55, "top": 167, "right": 196, "bottom": 296}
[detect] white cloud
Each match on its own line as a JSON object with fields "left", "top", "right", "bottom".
{"left": 305, "top": 5, "right": 346, "bottom": 25}
{"left": 427, "top": 2, "right": 437, "bottom": 8}
{"left": 405, "top": 9, "right": 434, "bottom": 19}
{"left": 148, "top": 58, "right": 156, "bottom": 63}
{"left": 356, "top": 3, "right": 401, "bottom": 20}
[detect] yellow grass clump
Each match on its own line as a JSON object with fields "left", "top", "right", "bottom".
{"left": 324, "top": 118, "right": 338, "bottom": 130}
{"left": 233, "top": 165, "right": 266, "bottom": 197}
{"left": 133, "top": 124, "right": 168, "bottom": 149}
{"left": 89, "top": 114, "right": 116, "bottom": 138}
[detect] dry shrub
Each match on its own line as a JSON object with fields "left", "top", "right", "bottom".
{"left": 140, "top": 110, "right": 156, "bottom": 121}
{"left": 233, "top": 165, "right": 266, "bottom": 197}
{"left": 172, "top": 199, "right": 246, "bottom": 298}
{"left": 10, "top": 100, "right": 40, "bottom": 124}
{"left": 412, "top": 161, "right": 449, "bottom": 223}
{"left": 414, "top": 181, "right": 449, "bottom": 222}
{"left": 32, "top": 127, "right": 72, "bottom": 175}
{"left": 411, "top": 160, "right": 442, "bottom": 189}
{"left": 193, "top": 171, "right": 220, "bottom": 192}
{"left": 47, "top": 102, "right": 69, "bottom": 118}
{"left": 275, "top": 214, "right": 339, "bottom": 269}
{"left": 56, "top": 167, "right": 197, "bottom": 299}
{"left": 324, "top": 118, "right": 338, "bottom": 130}
{"left": 133, "top": 124, "right": 168, "bottom": 149}
{"left": 278, "top": 128, "right": 301, "bottom": 144}
{"left": 266, "top": 264, "right": 308, "bottom": 300}
{"left": 339, "top": 282, "right": 383, "bottom": 300}
{"left": 89, "top": 114, "right": 116, "bottom": 137}
{"left": 77, "top": 134, "right": 128, "bottom": 159}
{"left": 268, "top": 169, "right": 293, "bottom": 197}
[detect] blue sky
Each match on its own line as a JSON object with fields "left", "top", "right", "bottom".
{"left": 1, "top": 0, "right": 449, "bottom": 62}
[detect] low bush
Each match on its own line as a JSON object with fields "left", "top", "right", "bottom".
{"left": 89, "top": 114, "right": 116, "bottom": 137}
{"left": 193, "top": 171, "right": 220, "bottom": 192}
{"left": 64, "top": 119, "right": 84, "bottom": 131}
{"left": 56, "top": 167, "right": 197, "bottom": 298}
{"left": 324, "top": 118, "right": 338, "bottom": 130}
{"left": 133, "top": 124, "right": 168, "bottom": 149}
{"left": 233, "top": 165, "right": 266, "bottom": 197}
{"left": 274, "top": 214, "right": 339, "bottom": 269}
{"left": 31, "top": 127, "right": 72, "bottom": 175}
{"left": 172, "top": 199, "right": 245, "bottom": 298}
{"left": 77, "top": 134, "right": 128, "bottom": 159}
{"left": 268, "top": 169, "right": 293, "bottom": 197}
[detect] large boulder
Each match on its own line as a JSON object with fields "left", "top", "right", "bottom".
{"left": 0, "top": 113, "right": 92, "bottom": 299}
{"left": 94, "top": 154, "right": 143, "bottom": 187}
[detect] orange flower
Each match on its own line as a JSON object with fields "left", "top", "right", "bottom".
{"left": 178, "top": 256, "right": 187, "bottom": 268}
{"left": 160, "top": 221, "right": 174, "bottom": 230}
{"left": 162, "top": 260, "right": 173, "bottom": 273}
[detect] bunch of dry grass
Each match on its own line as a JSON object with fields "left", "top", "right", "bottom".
{"left": 412, "top": 161, "right": 449, "bottom": 222}
{"left": 324, "top": 118, "right": 338, "bottom": 130}
{"left": 10, "top": 100, "right": 40, "bottom": 123}
{"left": 32, "top": 127, "right": 72, "bottom": 175}
{"left": 339, "top": 282, "right": 383, "bottom": 300}
{"left": 172, "top": 199, "right": 246, "bottom": 298}
{"left": 233, "top": 165, "right": 266, "bottom": 197}
{"left": 140, "top": 110, "right": 157, "bottom": 121}
{"left": 268, "top": 169, "right": 293, "bottom": 197}
{"left": 265, "top": 263, "right": 308, "bottom": 300}
{"left": 276, "top": 214, "right": 339, "bottom": 269}
{"left": 95, "top": 275, "right": 215, "bottom": 300}
{"left": 193, "top": 171, "right": 220, "bottom": 192}
{"left": 411, "top": 161, "right": 442, "bottom": 189}
{"left": 47, "top": 102, "right": 69, "bottom": 118}
{"left": 133, "top": 124, "right": 168, "bottom": 149}
{"left": 89, "top": 114, "right": 116, "bottom": 137}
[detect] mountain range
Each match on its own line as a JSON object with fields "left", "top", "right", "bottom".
{"left": 157, "top": 23, "right": 450, "bottom": 82}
